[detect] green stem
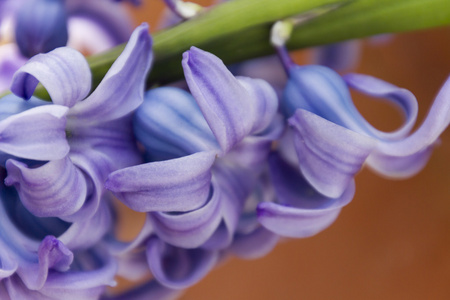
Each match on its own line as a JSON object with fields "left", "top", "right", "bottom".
{"left": 34, "top": 0, "right": 450, "bottom": 99}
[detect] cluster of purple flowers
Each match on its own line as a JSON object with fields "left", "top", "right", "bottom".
{"left": 0, "top": 0, "right": 449, "bottom": 299}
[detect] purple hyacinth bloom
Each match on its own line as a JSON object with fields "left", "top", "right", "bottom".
{"left": 0, "top": 179, "right": 118, "bottom": 299}
{"left": 6, "top": 23, "right": 152, "bottom": 222}
{"left": 0, "top": 23, "right": 152, "bottom": 298}
{"left": 106, "top": 47, "right": 281, "bottom": 289}
{"left": 259, "top": 58, "right": 450, "bottom": 237}
{"left": 283, "top": 65, "right": 450, "bottom": 197}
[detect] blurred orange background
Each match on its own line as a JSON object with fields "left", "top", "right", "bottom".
{"left": 122, "top": 1, "right": 450, "bottom": 299}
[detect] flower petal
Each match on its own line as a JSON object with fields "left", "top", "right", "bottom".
{"left": 223, "top": 114, "right": 284, "bottom": 172}
{"left": 366, "top": 146, "right": 434, "bottom": 178}
{"left": 283, "top": 65, "right": 418, "bottom": 141}
{"left": 150, "top": 182, "right": 222, "bottom": 249}
{"left": 17, "top": 236, "right": 74, "bottom": 291}
{"left": 373, "top": 75, "right": 450, "bottom": 157}
{"left": 237, "top": 76, "right": 279, "bottom": 134}
{"left": 68, "top": 23, "right": 153, "bottom": 125}
{"left": 183, "top": 47, "right": 277, "bottom": 153}
{"left": 0, "top": 245, "right": 18, "bottom": 280}
{"left": 69, "top": 116, "right": 143, "bottom": 171}
{"left": 0, "top": 105, "right": 69, "bottom": 160}
{"left": 146, "top": 237, "right": 218, "bottom": 289}
{"left": 289, "top": 109, "right": 376, "bottom": 198}
{"left": 257, "top": 153, "right": 355, "bottom": 238}
{"left": 365, "top": 75, "right": 450, "bottom": 177}
{"left": 58, "top": 201, "right": 113, "bottom": 250}
{"left": 5, "top": 157, "right": 87, "bottom": 219}
{"left": 343, "top": 73, "right": 418, "bottom": 140}
{"left": 133, "top": 87, "right": 218, "bottom": 160}
{"left": 202, "top": 164, "right": 252, "bottom": 250}
{"left": 5, "top": 249, "right": 117, "bottom": 300}
{"left": 0, "top": 94, "right": 47, "bottom": 121}
{"left": 11, "top": 47, "right": 91, "bottom": 107}
{"left": 105, "top": 151, "right": 216, "bottom": 212}
{"left": 14, "top": 0, "right": 68, "bottom": 57}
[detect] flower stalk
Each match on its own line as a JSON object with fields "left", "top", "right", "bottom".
{"left": 20, "top": 0, "right": 450, "bottom": 99}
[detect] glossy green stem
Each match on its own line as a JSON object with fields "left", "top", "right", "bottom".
{"left": 34, "top": 0, "right": 450, "bottom": 99}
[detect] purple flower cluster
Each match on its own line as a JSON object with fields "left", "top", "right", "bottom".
{"left": 0, "top": 23, "right": 152, "bottom": 299}
{"left": 0, "top": 1, "right": 449, "bottom": 299}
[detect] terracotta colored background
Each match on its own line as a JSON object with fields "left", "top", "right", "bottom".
{"left": 121, "top": 2, "right": 450, "bottom": 299}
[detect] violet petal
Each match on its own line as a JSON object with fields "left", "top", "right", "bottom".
{"left": 289, "top": 109, "right": 376, "bottom": 198}
{"left": 133, "top": 87, "right": 218, "bottom": 160}
{"left": 258, "top": 153, "right": 355, "bottom": 238}
{"left": 105, "top": 151, "right": 216, "bottom": 212}
{"left": 150, "top": 180, "right": 222, "bottom": 249}
{"left": 0, "top": 105, "right": 69, "bottom": 160}
{"left": 146, "top": 236, "right": 218, "bottom": 289}
{"left": 343, "top": 73, "right": 418, "bottom": 141}
{"left": 5, "top": 157, "right": 87, "bottom": 219}
{"left": 182, "top": 47, "right": 278, "bottom": 153}
{"left": 11, "top": 47, "right": 91, "bottom": 106}
{"left": 68, "top": 23, "right": 152, "bottom": 126}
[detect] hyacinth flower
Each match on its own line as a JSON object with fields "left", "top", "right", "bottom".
{"left": 0, "top": 0, "right": 134, "bottom": 92}
{"left": 257, "top": 20, "right": 450, "bottom": 238}
{"left": 105, "top": 46, "right": 282, "bottom": 289}
{"left": 0, "top": 23, "right": 152, "bottom": 298}
{"left": 6, "top": 23, "right": 152, "bottom": 221}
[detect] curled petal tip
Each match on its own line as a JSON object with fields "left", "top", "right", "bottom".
{"left": 289, "top": 109, "right": 376, "bottom": 198}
